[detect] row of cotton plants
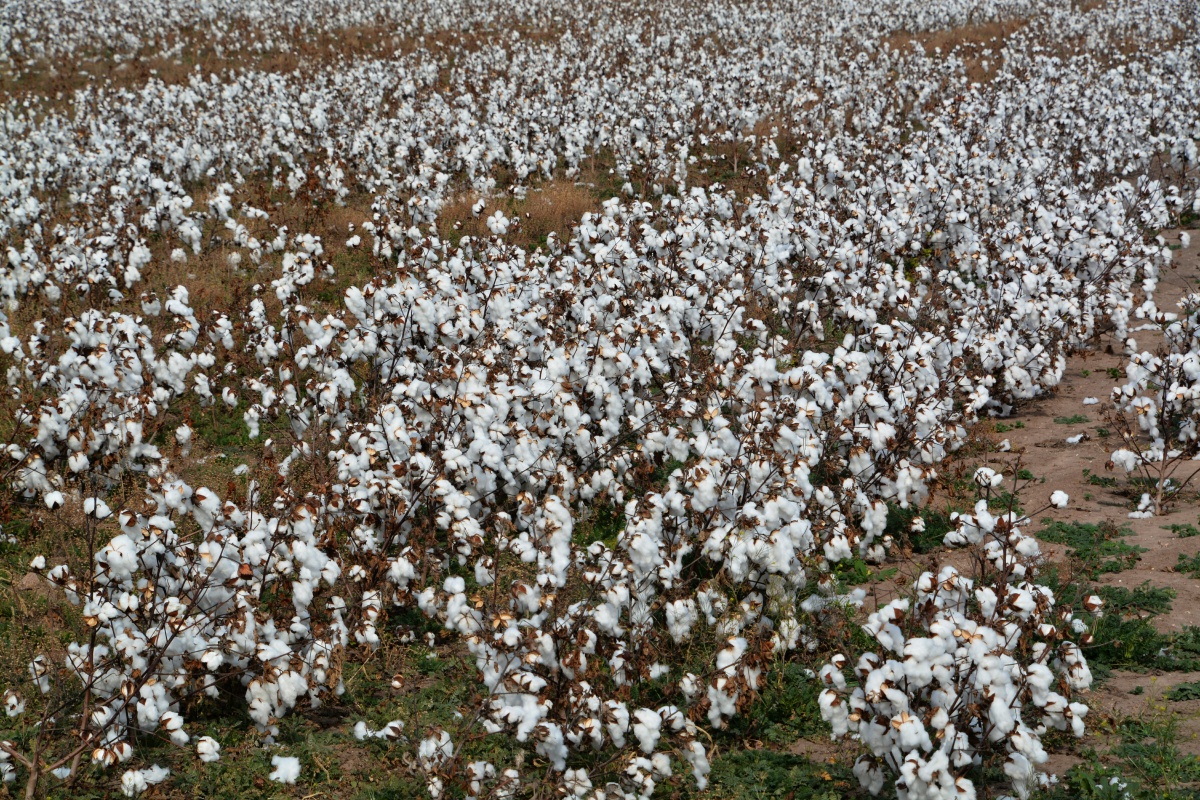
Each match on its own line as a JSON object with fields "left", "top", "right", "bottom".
{"left": 0, "top": 0, "right": 1195, "bottom": 798}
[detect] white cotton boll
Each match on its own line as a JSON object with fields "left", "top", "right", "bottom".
{"left": 84, "top": 497, "right": 112, "bottom": 519}
{"left": 632, "top": 708, "right": 661, "bottom": 753}
{"left": 175, "top": 425, "right": 192, "bottom": 454}
{"left": 1067, "top": 702, "right": 1088, "bottom": 737}
{"left": 824, "top": 533, "right": 852, "bottom": 562}
{"left": 974, "top": 467, "right": 1003, "bottom": 488}
{"left": 419, "top": 731, "right": 454, "bottom": 771}
{"left": 486, "top": 211, "right": 509, "bottom": 235}
{"left": 29, "top": 555, "right": 45, "bottom": 571}
{"left": 988, "top": 696, "right": 1016, "bottom": 740}
{"left": 269, "top": 755, "right": 300, "bottom": 784}
{"left": 819, "top": 689, "right": 850, "bottom": 736}
{"left": 1182, "top": 232, "right": 1191, "bottom": 249}
{"left": 1050, "top": 491, "right": 1069, "bottom": 508}
{"left": 1004, "top": 753, "right": 1035, "bottom": 800}
{"left": 346, "top": 235, "right": 361, "bottom": 248}
{"left": 1082, "top": 397, "right": 1099, "bottom": 405}
{"left": 1066, "top": 434, "right": 1085, "bottom": 445}
{"left": 683, "top": 741, "right": 711, "bottom": 789}
{"left": 120, "top": 765, "right": 168, "bottom": 797}
{"left": 666, "top": 599, "right": 698, "bottom": 642}
{"left": 853, "top": 757, "right": 886, "bottom": 795}
{"left": 196, "top": 736, "right": 220, "bottom": 762}
{"left": 4, "top": 689, "right": 24, "bottom": 717}
{"left": 120, "top": 770, "right": 148, "bottom": 797}
{"left": 68, "top": 452, "right": 89, "bottom": 473}
{"left": 563, "top": 768, "right": 592, "bottom": 797}
{"left": 43, "top": 491, "right": 64, "bottom": 510}
{"left": 1111, "top": 449, "right": 1139, "bottom": 473}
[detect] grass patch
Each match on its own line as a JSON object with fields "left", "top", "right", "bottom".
{"left": 1166, "top": 682, "right": 1200, "bottom": 701}
{"left": 1037, "top": 520, "right": 1144, "bottom": 577}
{"left": 707, "top": 749, "right": 851, "bottom": 800}
{"left": 832, "top": 557, "right": 897, "bottom": 587}
{"left": 1042, "top": 718, "right": 1200, "bottom": 799}
{"left": 883, "top": 502, "right": 954, "bottom": 553}
{"left": 1054, "top": 414, "right": 1090, "bottom": 425}
{"left": 1176, "top": 552, "right": 1200, "bottom": 578}
{"left": 1167, "top": 523, "right": 1200, "bottom": 538}
{"left": 1098, "top": 583, "right": 1175, "bottom": 616}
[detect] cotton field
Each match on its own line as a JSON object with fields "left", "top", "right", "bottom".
{"left": 0, "top": 0, "right": 1197, "bottom": 797}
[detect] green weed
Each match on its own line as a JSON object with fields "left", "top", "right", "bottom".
{"left": 1037, "top": 520, "right": 1144, "bottom": 577}
{"left": 883, "top": 503, "right": 953, "bottom": 553}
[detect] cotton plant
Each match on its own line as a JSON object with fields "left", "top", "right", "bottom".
{"left": 821, "top": 470, "right": 1095, "bottom": 800}
{"left": 1107, "top": 294, "right": 1200, "bottom": 514}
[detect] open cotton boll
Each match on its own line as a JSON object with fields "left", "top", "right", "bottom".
{"left": 196, "top": 736, "right": 220, "bottom": 762}
{"left": 175, "top": 424, "right": 192, "bottom": 455}
{"left": 83, "top": 497, "right": 112, "bottom": 519}
{"left": 632, "top": 709, "right": 662, "bottom": 753}
{"left": 269, "top": 755, "right": 300, "bottom": 784}
{"left": 120, "top": 765, "right": 169, "bottom": 797}
{"left": 4, "top": 689, "right": 25, "bottom": 717}
{"left": 1050, "top": 491, "right": 1069, "bottom": 508}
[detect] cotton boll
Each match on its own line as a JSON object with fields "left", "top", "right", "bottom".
{"left": 120, "top": 765, "right": 168, "bottom": 797}
{"left": 175, "top": 424, "right": 192, "bottom": 455}
{"left": 269, "top": 755, "right": 300, "bottom": 784}
{"left": 3, "top": 689, "right": 24, "bottom": 717}
{"left": 84, "top": 497, "right": 113, "bottom": 519}
{"left": 563, "top": 768, "right": 592, "bottom": 797}
{"left": 1050, "top": 491, "right": 1069, "bottom": 508}
{"left": 196, "top": 736, "right": 220, "bottom": 762}
{"left": 418, "top": 731, "right": 454, "bottom": 771}
{"left": 632, "top": 708, "right": 661, "bottom": 753}
{"left": 973, "top": 467, "right": 1003, "bottom": 488}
